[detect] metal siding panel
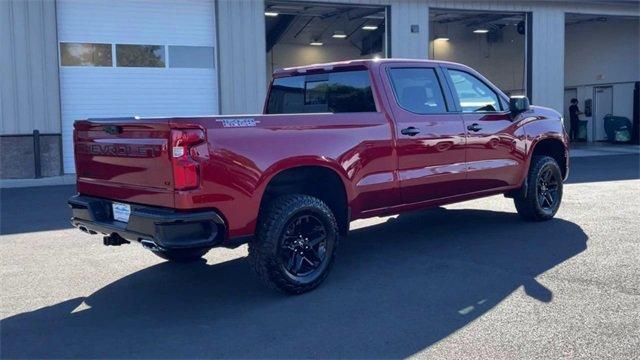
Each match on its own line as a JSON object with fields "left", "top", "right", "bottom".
{"left": 12, "top": 1, "right": 32, "bottom": 134}
{"left": 27, "top": 0, "right": 45, "bottom": 133}
{"left": 0, "top": 0, "right": 60, "bottom": 135}
{"left": 531, "top": 7, "right": 564, "bottom": 113}
{"left": 0, "top": 0, "right": 17, "bottom": 134}
{"left": 391, "top": 0, "right": 429, "bottom": 59}
{"left": 217, "top": 0, "right": 266, "bottom": 114}
{"left": 44, "top": 0, "right": 62, "bottom": 134}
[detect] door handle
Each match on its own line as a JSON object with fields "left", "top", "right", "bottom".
{"left": 401, "top": 127, "right": 421, "bottom": 136}
{"left": 467, "top": 123, "right": 482, "bottom": 132}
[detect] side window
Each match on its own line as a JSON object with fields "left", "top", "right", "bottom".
{"left": 60, "top": 43, "right": 112, "bottom": 66}
{"left": 116, "top": 44, "right": 165, "bottom": 67}
{"left": 267, "top": 70, "right": 376, "bottom": 114}
{"left": 448, "top": 70, "right": 501, "bottom": 113}
{"left": 389, "top": 68, "right": 447, "bottom": 114}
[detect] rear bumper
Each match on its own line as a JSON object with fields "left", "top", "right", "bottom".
{"left": 68, "top": 195, "right": 225, "bottom": 250}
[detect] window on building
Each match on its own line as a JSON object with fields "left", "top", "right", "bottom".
{"left": 168, "top": 46, "right": 215, "bottom": 68}
{"left": 448, "top": 70, "right": 501, "bottom": 112}
{"left": 116, "top": 44, "right": 165, "bottom": 67}
{"left": 267, "top": 70, "right": 376, "bottom": 114}
{"left": 60, "top": 43, "right": 112, "bottom": 66}
{"left": 389, "top": 68, "right": 447, "bottom": 114}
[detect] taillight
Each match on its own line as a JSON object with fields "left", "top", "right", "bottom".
{"left": 171, "top": 129, "right": 205, "bottom": 190}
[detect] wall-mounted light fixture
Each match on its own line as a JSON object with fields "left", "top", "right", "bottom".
{"left": 362, "top": 25, "right": 378, "bottom": 31}
{"left": 264, "top": 11, "right": 279, "bottom": 17}
{"left": 473, "top": 29, "right": 489, "bottom": 34}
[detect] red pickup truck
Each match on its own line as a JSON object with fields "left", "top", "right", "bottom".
{"left": 69, "top": 59, "right": 568, "bottom": 294}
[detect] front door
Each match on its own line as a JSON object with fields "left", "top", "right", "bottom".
{"left": 594, "top": 86, "right": 613, "bottom": 141}
{"left": 444, "top": 68, "right": 526, "bottom": 192}
{"left": 383, "top": 66, "right": 466, "bottom": 204}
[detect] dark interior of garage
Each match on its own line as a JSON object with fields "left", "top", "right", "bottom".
{"left": 264, "top": 1, "right": 387, "bottom": 77}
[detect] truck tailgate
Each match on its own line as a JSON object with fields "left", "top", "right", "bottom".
{"left": 74, "top": 118, "right": 175, "bottom": 207}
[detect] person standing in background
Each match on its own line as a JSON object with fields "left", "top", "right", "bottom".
{"left": 569, "top": 98, "right": 584, "bottom": 141}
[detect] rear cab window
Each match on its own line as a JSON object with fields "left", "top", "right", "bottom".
{"left": 266, "top": 70, "right": 376, "bottom": 114}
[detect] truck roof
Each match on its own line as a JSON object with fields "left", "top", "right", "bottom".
{"left": 272, "top": 58, "right": 463, "bottom": 78}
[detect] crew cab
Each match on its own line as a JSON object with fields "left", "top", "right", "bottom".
{"left": 69, "top": 59, "right": 569, "bottom": 294}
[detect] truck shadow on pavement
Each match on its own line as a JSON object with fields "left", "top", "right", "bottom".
{"left": 1, "top": 208, "right": 587, "bottom": 359}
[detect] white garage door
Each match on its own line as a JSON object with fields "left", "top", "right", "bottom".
{"left": 57, "top": 0, "right": 218, "bottom": 173}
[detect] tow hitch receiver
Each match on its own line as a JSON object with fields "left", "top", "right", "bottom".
{"left": 103, "top": 234, "right": 129, "bottom": 246}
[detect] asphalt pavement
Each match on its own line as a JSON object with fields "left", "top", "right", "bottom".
{"left": 1, "top": 154, "right": 639, "bottom": 359}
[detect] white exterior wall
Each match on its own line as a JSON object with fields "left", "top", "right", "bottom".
{"left": 530, "top": 8, "right": 565, "bottom": 113}
{"left": 565, "top": 18, "right": 639, "bottom": 87}
{"left": 391, "top": 0, "right": 429, "bottom": 59}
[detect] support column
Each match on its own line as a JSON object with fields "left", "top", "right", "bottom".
{"left": 216, "top": 0, "right": 267, "bottom": 114}
{"left": 390, "top": 0, "right": 429, "bottom": 59}
{"left": 530, "top": 8, "right": 565, "bottom": 113}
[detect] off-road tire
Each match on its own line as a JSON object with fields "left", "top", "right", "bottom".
{"left": 248, "top": 194, "right": 339, "bottom": 294}
{"left": 514, "top": 155, "right": 563, "bottom": 221}
{"left": 153, "top": 248, "right": 209, "bottom": 262}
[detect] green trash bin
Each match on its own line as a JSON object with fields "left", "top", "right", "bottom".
{"left": 604, "top": 115, "right": 633, "bottom": 143}
{"left": 577, "top": 120, "right": 588, "bottom": 142}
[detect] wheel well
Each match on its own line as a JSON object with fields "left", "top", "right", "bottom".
{"left": 260, "top": 166, "right": 349, "bottom": 235}
{"left": 532, "top": 139, "right": 567, "bottom": 178}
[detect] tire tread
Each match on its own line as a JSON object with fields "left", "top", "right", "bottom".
{"left": 248, "top": 194, "right": 338, "bottom": 294}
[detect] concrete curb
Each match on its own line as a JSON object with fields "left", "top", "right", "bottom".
{"left": 0, "top": 174, "right": 76, "bottom": 189}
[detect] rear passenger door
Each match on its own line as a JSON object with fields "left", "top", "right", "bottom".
{"left": 383, "top": 65, "right": 467, "bottom": 204}
{"left": 443, "top": 68, "right": 525, "bottom": 192}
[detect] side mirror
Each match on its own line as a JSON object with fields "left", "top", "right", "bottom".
{"left": 509, "top": 96, "right": 530, "bottom": 115}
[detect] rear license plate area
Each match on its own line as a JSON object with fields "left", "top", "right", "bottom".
{"left": 112, "top": 202, "right": 131, "bottom": 223}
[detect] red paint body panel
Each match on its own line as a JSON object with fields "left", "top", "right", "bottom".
{"left": 72, "top": 59, "right": 569, "bottom": 242}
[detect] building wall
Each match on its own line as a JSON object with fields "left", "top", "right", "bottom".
{"left": 565, "top": 18, "right": 639, "bottom": 87}
{"left": 216, "top": 0, "right": 268, "bottom": 115}
{"left": 1, "top": 0, "right": 639, "bottom": 178}
{"left": 0, "top": 0, "right": 61, "bottom": 135}
{"left": 390, "top": 0, "right": 429, "bottom": 59}
{"left": 0, "top": 0, "right": 62, "bottom": 178}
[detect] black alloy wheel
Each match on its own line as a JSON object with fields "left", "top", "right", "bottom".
{"left": 537, "top": 165, "right": 560, "bottom": 210}
{"left": 280, "top": 213, "right": 328, "bottom": 278}
{"left": 514, "top": 155, "right": 563, "bottom": 221}
{"left": 249, "top": 194, "right": 339, "bottom": 294}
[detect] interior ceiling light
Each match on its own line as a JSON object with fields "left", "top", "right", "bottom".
{"left": 473, "top": 29, "right": 489, "bottom": 34}
{"left": 264, "top": 11, "right": 279, "bottom": 17}
{"left": 362, "top": 25, "right": 378, "bottom": 31}
{"left": 310, "top": 40, "right": 323, "bottom": 46}
{"left": 332, "top": 31, "right": 347, "bottom": 39}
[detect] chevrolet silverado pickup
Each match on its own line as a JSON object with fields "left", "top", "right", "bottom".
{"left": 69, "top": 59, "right": 569, "bottom": 294}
